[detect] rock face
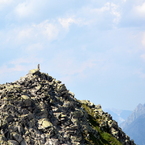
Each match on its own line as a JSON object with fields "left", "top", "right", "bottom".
{"left": 0, "top": 69, "right": 136, "bottom": 145}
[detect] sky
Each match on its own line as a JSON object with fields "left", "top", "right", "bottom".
{"left": 0, "top": 0, "right": 145, "bottom": 110}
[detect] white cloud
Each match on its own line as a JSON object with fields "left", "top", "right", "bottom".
{"left": 109, "top": 3, "right": 121, "bottom": 24}
{"left": 14, "top": 0, "right": 47, "bottom": 18}
{"left": 58, "top": 17, "right": 80, "bottom": 29}
{"left": 0, "top": 0, "right": 13, "bottom": 10}
{"left": 92, "top": 2, "right": 120, "bottom": 16}
{"left": 14, "top": 1, "right": 34, "bottom": 17}
{"left": 0, "top": 0, "right": 13, "bottom": 4}
{"left": 134, "top": 2, "right": 145, "bottom": 17}
{"left": 33, "top": 20, "right": 59, "bottom": 41}
{"left": 78, "top": 2, "right": 121, "bottom": 28}
{"left": 112, "top": 1, "right": 145, "bottom": 28}
{"left": 1, "top": 20, "right": 61, "bottom": 47}
{"left": 91, "top": 3, "right": 110, "bottom": 13}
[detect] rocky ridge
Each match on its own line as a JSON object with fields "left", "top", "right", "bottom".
{"left": 0, "top": 69, "right": 136, "bottom": 145}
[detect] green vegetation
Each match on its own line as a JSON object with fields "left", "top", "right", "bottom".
{"left": 81, "top": 103, "right": 122, "bottom": 145}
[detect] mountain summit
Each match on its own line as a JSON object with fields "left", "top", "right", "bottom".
{"left": 0, "top": 69, "right": 135, "bottom": 145}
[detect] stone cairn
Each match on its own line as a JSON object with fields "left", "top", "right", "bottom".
{"left": 0, "top": 68, "right": 136, "bottom": 145}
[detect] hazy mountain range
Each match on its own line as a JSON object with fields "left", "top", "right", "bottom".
{"left": 120, "top": 103, "right": 145, "bottom": 145}
{"left": 105, "top": 104, "right": 145, "bottom": 145}
{"left": 104, "top": 108, "right": 132, "bottom": 124}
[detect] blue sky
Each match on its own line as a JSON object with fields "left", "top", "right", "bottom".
{"left": 0, "top": 0, "right": 145, "bottom": 110}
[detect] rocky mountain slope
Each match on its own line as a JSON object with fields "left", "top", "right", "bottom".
{"left": 120, "top": 103, "right": 145, "bottom": 145}
{"left": 0, "top": 68, "right": 136, "bottom": 145}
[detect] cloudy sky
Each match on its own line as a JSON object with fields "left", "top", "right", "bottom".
{"left": 0, "top": 0, "right": 145, "bottom": 110}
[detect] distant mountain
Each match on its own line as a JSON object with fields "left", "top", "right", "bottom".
{"left": 104, "top": 108, "right": 132, "bottom": 124}
{"left": 120, "top": 103, "right": 145, "bottom": 145}
{"left": 0, "top": 68, "right": 136, "bottom": 145}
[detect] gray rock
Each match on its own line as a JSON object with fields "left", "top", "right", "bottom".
{"left": 8, "top": 140, "right": 19, "bottom": 145}
{"left": 20, "top": 140, "right": 27, "bottom": 145}
{"left": 12, "top": 132, "right": 23, "bottom": 143}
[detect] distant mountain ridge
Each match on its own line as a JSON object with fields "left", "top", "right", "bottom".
{"left": 120, "top": 103, "right": 145, "bottom": 145}
{"left": 104, "top": 108, "right": 132, "bottom": 124}
{"left": 120, "top": 103, "right": 145, "bottom": 129}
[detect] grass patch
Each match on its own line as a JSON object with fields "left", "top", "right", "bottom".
{"left": 81, "top": 103, "right": 122, "bottom": 145}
